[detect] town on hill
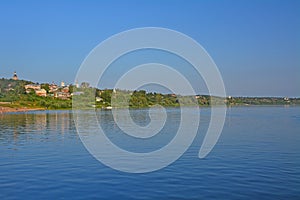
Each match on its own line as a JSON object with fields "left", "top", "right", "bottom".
{"left": 0, "top": 72, "right": 300, "bottom": 112}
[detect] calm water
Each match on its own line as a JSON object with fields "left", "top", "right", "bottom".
{"left": 0, "top": 107, "right": 299, "bottom": 199}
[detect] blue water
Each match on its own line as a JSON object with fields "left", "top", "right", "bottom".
{"left": 0, "top": 106, "right": 299, "bottom": 199}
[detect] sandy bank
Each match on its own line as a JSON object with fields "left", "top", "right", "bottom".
{"left": 0, "top": 106, "right": 45, "bottom": 114}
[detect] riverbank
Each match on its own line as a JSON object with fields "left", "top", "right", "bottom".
{"left": 0, "top": 106, "right": 45, "bottom": 114}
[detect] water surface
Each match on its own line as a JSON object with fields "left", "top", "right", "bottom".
{"left": 0, "top": 107, "right": 299, "bottom": 199}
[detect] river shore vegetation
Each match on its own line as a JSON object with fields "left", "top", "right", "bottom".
{"left": 1, "top": 78, "right": 299, "bottom": 112}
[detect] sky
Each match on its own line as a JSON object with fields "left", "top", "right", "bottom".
{"left": 0, "top": 0, "right": 299, "bottom": 97}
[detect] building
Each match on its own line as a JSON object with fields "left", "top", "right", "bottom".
{"left": 35, "top": 89, "right": 47, "bottom": 97}
{"left": 54, "top": 91, "right": 71, "bottom": 100}
{"left": 71, "top": 91, "right": 84, "bottom": 96}
{"left": 61, "top": 87, "right": 69, "bottom": 93}
{"left": 12, "top": 71, "right": 18, "bottom": 80}
{"left": 24, "top": 84, "right": 47, "bottom": 97}
{"left": 49, "top": 83, "right": 58, "bottom": 93}
{"left": 96, "top": 97, "right": 103, "bottom": 102}
{"left": 25, "top": 84, "right": 41, "bottom": 92}
{"left": 75, "top": 80, "right": 79, "bottom": 88}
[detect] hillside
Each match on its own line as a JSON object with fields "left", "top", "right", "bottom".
{"left": 1, "top": 78, "right": 299, "bottom": 112}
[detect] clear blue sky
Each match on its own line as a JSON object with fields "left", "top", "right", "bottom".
{"left": 0, "top": 0, "right": 299, "bottom": 97}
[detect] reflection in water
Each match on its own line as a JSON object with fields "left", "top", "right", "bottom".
{"left": 96, "top": 108, "right": 181, "bottom": 153}
{"left": 0, "top": 111, "right": 75, "bottom": 144}
{"left": 0, "top": 107, "right": 299, "bottom": 199}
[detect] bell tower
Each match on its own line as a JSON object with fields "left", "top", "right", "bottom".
{"left": 12, "top": 71, "right": 18, "bottom": 80}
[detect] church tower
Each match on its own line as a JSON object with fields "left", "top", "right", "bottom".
{"left": 12, "top": 71, "right": 18, "bottom": 80}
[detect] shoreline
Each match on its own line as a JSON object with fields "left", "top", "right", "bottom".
{"left": 1, "top": 104, "right": 299, "bottom": 114}
{"left": 0, "top": 106, "right": 45, "bottom": 114}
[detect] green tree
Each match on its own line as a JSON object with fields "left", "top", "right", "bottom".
{"left": 101, "top": 89, "right": 112, "bottom": 103}
{"left": 80, "top": 82, "right": 90, "bottom": 88}
{"left": 69, "top": 84, "right": 75, "bottom": 94}
{"left": 41, "top": 83, "right": 50, "bottom": 93}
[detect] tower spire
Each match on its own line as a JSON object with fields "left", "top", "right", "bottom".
{"left": 12, "top": 71, "right": 18, "bottom": 80}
